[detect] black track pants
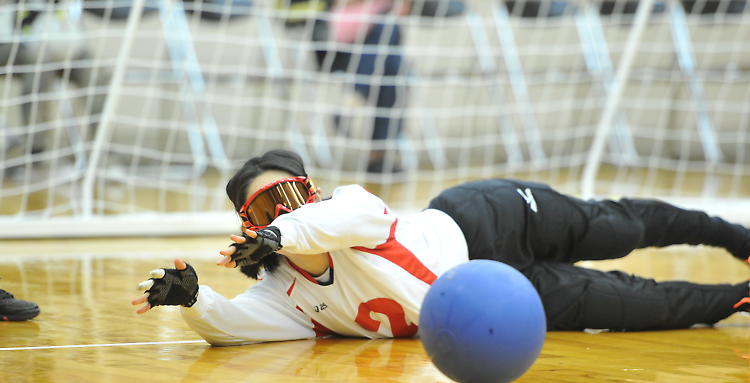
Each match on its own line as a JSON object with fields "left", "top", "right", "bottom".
{"left": 523, "top": 261, "right": 747, "bottom": 331}
{"left": 429, "top": 179, "right": 750, "bottom": 331}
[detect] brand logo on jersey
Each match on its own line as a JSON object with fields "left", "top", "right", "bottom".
{"left": 516, "top": 188, "right": 538, "bottom": 213}
{"left": 314, "top": 302, "right": 328, "bottom": 312}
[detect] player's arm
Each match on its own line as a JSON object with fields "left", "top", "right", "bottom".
{"left": 132, "top": 260, "right": 316, "bottom": 345}
{"left": 216, "top": 185, "right": 395, "bottom": 268}
{"left": 272, "top": 185, "right": 396, "bottom": 253}
{"left": 181, "top": 281, "right": 317, "bottom": 346}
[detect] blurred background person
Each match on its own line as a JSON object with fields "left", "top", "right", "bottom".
{"left": 0, "top": 0, "right": 111, "bottom": 157}
{"left": 279, "top": 0, "right": 463, "bottom": 173}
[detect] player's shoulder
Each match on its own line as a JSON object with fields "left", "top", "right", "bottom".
{"left": 331, "top": 184, "right": 386, "bottom": 203}
{"left": 322, "top": 184, "right": 391, "bottom": 216}
{"left": 331, "top": 184, "right": 369, "bottom": 196}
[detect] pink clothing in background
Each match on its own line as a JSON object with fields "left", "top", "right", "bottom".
{"left": 331, "top": 0, "right": 393, "bottom": 43}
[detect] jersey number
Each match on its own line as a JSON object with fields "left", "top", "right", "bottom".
{"left": 355, "top": 298, "right": 418, "bottom": 337}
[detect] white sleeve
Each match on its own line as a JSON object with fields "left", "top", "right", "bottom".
{"left": 180, "top": 283, "right": 316, "bottom": 346}
{"left": 272, "top": 185, "right": 396, "bottom": 254}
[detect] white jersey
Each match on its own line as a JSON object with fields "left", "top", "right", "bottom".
{"left": 181, "top": 185, "right": 469, "bottom": 346}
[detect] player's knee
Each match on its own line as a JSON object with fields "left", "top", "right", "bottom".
{"left": 609, "top": 201, "right": 647, "bottom": 250}
{"left": 619, "top": 220, "right": 646, "bottom": 253}
{"left": 581, "top": 276, "right": 668, "bottom": 331}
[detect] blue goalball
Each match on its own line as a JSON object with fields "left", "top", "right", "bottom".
{"left": 419, "top": 260, "right": 546, "bottom": 383}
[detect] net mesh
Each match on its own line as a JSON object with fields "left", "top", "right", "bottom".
{"left": 1, "top": 0, "right": 749, "bottom": 237}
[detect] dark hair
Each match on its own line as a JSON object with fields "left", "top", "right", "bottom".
{"left": 226, "top": 149, "right": 308, "bottom": 211}
{"left": 226, "top": 149, "right": 308, "bottom": 280}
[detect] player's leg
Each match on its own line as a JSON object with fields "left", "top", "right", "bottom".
{"left": 429, "top": 179, "right": 531, "bottom": 269}
{"left": 429, "top": 178, "right": 650, "bottom": 268}
{"left": 618, "top": 198, "right": 750, "bottom": 262}
{"left": 513, "top": 184, "right": 750, "bottom": 264}
{"left": 557, "top": 196, "right": 750, "bottom": 263}
{"left": 522, "top": 261, "right": 747, "bottom": 331}
{"left": 428, "top": 178, "right": 749, "bottom": 268}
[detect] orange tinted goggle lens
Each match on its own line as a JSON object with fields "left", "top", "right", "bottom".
{"left": 239, "top": 180, "right": 312, "bottom": 228}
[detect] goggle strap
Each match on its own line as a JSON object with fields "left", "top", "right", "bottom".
{"left": 306, "top": 178, "right": 316, "bottom": 199}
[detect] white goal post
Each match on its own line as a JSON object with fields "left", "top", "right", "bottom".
{"left": 1, "top": 0, "right": 750, "bottom": 238}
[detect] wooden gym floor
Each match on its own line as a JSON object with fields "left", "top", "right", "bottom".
{"left": 1, "top": 237, "right": 750, "bottom": 382}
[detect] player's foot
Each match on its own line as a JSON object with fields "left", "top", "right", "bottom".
{"left": 0, "top": 289, "right": 40, "bottom": 321}
{"left": 733, "top": 282, "right": 750, "bottom": 312}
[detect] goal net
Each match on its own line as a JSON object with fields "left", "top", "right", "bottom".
{"left": 1, "top": 0, "right": 749, "bottom": 238}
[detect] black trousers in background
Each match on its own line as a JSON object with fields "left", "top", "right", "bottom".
{"left": 428, "top": 179, "right": 750, "bottom": 331}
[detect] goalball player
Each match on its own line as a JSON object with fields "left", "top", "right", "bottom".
{"left": 132, "top": 149, "right": 750, "bottom": 345}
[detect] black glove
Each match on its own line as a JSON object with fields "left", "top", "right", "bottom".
{"left": 230, "top": 226, "right": 283, "bottom": 267}
{"left": 138, "top": 263, "right": 199, "bottom": 308}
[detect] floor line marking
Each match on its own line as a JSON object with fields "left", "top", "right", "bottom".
{"left": 0, "top": 340, "right": 205, "bottom": 351}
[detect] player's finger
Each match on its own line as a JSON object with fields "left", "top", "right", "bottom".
{"left": 150, "top": 269, "right": 166, "bottom": 279}
{"left": 175, "top": 258, "right": 187, "bottom": 270}
{"left": 219, "top": 246, "right": 236, "bottom": 257}
{"left": 136, "top": 302, "right": 152, "bottom": 314}
{"left": 243, "top": 228, "right": 258, "bottom": 239}
{"left": 216, "top": 255, "right": 236, "bottom": 268}
{"left": 137, "top": 279, "right": 155, "bottom": 291}
{"left": 131, "top": 293, "right": 149, "bottom": 305}
{"left": 216, "top": 255, "right": 230, "bottom": 265}
{"left": 230, "top": 234, "right": 246, "bottom": 244}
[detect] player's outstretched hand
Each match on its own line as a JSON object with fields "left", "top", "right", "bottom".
{"left": 217, "top": 227, "right": 282, "bottom": 268}
{"left": 131, "top": 258, "right": 199, "bottom": 314}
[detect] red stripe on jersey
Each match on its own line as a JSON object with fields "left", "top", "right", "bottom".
{"left": 353, "top": 218, "right": 437, "bottom": 285}
{"left": 287, "top": 278, "right": 296, "bottom": 296}
{"left": 289, "top": 285, "right": 335, "bottom": 338}
{"left": 292, "top": 303, "right": 334, "bottom": 338}
{"left": 311, "top": 319, "right": 333, "bottom": 337}
{"left": 287, "top": 259, "right": 320, "bottom": 285}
